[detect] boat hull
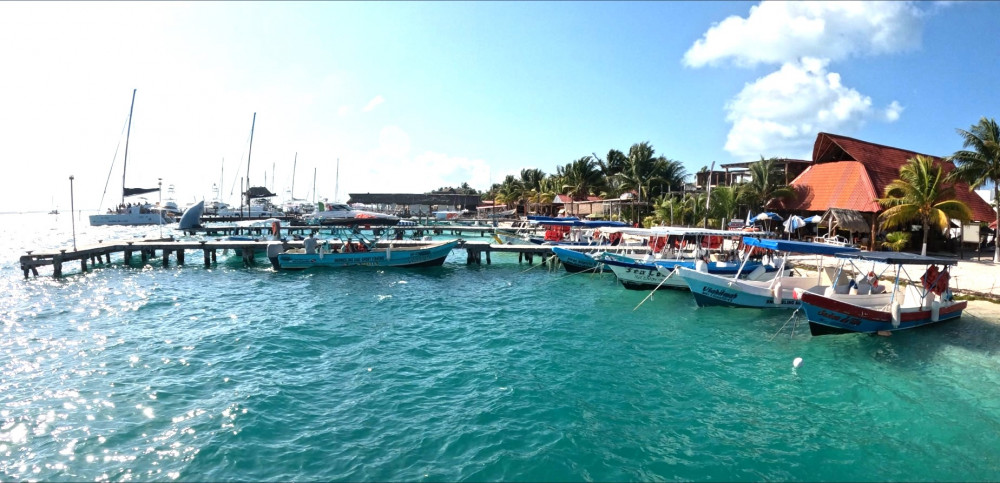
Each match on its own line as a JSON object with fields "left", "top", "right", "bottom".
{"left": 798, "top": 290, "right": 967, "bottom": 335}
{"left": 677, "top": 267, "right": 802, "bottom": 309}
{"left": 550, "top": 246, "right": 607, "bottom": 273}
{"left": 604, "top": 257, "right": 768, "bottom": 291}
{"left": 89, "top": 212, "right": 172, "bottom": 226}
{"left": 276, "top": 240, "right": 457, "bottom": 269}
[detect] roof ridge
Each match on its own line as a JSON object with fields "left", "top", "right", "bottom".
{"left": 818, "top": 132, "right": 944, "bottom": 161}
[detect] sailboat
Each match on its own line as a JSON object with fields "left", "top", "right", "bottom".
{"left": 90, "top": 89, "right": 172, "bottom": 226}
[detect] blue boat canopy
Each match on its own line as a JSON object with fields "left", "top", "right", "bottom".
{"left": 833, "top": 251, "right": 959, "bottom": 266}
{"left": 741, "top": 236, "right": 861, "bottom": 256}
{"left": 530, "top": 218, "right": 630, "bottom": 228}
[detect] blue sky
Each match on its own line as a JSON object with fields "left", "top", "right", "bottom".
{"left": 2, "top": 1, "right": 998, "bottom": 211}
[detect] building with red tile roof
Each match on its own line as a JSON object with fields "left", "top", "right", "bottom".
{"left": 782, "top": 132, "right": 996, "bottom": 223}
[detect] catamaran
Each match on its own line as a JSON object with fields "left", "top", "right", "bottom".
{"left": 90, "top": 89, "right": 172, "bottom": 226}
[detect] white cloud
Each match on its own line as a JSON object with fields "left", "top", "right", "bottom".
{"left": 684, "top": 1, "right": 932, "bottom": 159}
{"left": 683, "top": 1, "right": 924, "bottom": 68}
{"left": 362, "top": 95, "right": 385, "bottom": 112}
{"left": 722, "top": 58, "right": 898, "bottom": 158}
{"left": 884, "top": 100, "right": 903, "bottom": 122}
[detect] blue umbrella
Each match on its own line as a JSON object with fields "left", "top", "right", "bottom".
{"left": 753, "top": 212, "right": 784, "bottom": 223}
{"left": 784, "top": 215, "right": 806, "bottom": 231}
{"left": 803, "top": 215, "right": 822, "bottom": 224}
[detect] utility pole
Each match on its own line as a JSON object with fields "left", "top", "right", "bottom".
{"left": 69, "top": 175, "right": 77, "bottom": 251}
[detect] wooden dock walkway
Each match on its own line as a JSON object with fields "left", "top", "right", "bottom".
{"left": 189, "top": 224, "right": 520, "bottom": 238}
{"left": 18, "top": 237, "right": 650, "bottom": 278}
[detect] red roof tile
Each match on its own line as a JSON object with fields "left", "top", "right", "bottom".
{"left": 786, "top": 132, "right": 997, "bottom": 221}
{"left": 787, "top": 161, "right": 880, "bottom": 212}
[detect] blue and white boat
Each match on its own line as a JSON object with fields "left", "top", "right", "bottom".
{"left": 609, "top": 255, "right": 778, "bottom": 290}
{"left": 676, "top": 236, "right": 859, "bottom": 309}
{"left": 597, "top": 227, "right": 782, "bottom": 290}
{"left": 796, "top": 252, "right": 966, "bottom": 336}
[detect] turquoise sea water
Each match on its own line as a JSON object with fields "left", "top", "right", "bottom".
{"left": 3, "top": 213, "right": 1000, "bottom": 481}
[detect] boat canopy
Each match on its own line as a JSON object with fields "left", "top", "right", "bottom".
{"left": 741, "top": 236, "right": 860, "bottom": 255}
{"left": 123, "top": 186, "right": 160, "bottom": 197}
{"left": 529, "top": 218, "right": 629, "bottom": 228}
{"left": 833, "top": 251, "right": 958, "bottom": 266}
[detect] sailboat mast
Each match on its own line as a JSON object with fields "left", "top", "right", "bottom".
{"left": 121, "top": 88, "right": 137, "bottom": 206}
{"left": 245, "top": 112, "right": 256, "bottom": 216}
{"left": 312, "top": 167, "right": 317, "bottom": 204}
{"left": 291, "top": 152, "right": 298, "bottom": 199}
{"left": 334, "top": 158, "right": 339, "bottom": 203}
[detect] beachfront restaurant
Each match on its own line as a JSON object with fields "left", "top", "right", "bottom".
{"left": 777, "top": 132, "right": 997, "bottom": 251}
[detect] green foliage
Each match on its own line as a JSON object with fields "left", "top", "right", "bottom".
{"left": 881, "top": 231, "right": 911, "bottom": 252}
{"left": 879, "top": 155, "right": 973, "bottom": 255}
{"left": 950, "top": 116, "right": 1000, "bottom": 263}
{"left": 738, "top": 156, "right": 797, "bottom": 211}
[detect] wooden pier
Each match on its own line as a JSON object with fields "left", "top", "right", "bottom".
{"left": 19, "top": 237, "right": 650, "bottom": 278}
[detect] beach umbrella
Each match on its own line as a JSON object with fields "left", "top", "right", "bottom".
{"left": 784, "top": 215, "right": 806, "bottom": 231}
{"left": 803, "top": 215, "right": 822, "bottom": 224}
{"left": 753, "top": 212, "right": 784, "bottom": 223}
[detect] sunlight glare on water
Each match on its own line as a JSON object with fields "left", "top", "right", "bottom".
{"left": 1, "top": 213, "right": 999, "bottom": 481}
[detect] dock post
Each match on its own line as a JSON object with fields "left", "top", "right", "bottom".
{"left": 518, "top": 252, "right": 523, "bottom": 264}
{"left": 80, "top": 258, "right": 87, "bottom": 273}
{"left": 53, "top": 253, "right": 63, "bottom": 278}
{"left": 105, "top": 252, "right": 111, "bottom": 264}
{"left": 211, "top": 250, "right": 217, "bottom": 264}
{"left": 527, "top": 252, "right": 534, "bottom": 265}
{"left": 177, "top": 249, "right": 185, "bottom": 266}
{"left": 123, "top": 250, "right": 131, "bottom": 267}
{"left": 486, "top": 250, "right": 491, "bottom": 265}
{"left": 162, "top": 250, "right": 170, "bottom": 268}
{"left": 141, "top": 250, "right": 148, "bottom": 265}
{"left": 203, "top": 249, "right": 211, "bottom": 268}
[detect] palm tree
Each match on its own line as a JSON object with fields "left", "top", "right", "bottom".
{"left": 494, "top": 175, "right": 524, "bottom": 211}
{"left": 709, "top": 185, "right": 739, "bottom": 229}
{"left": 738, "top": 156, "right": 797, "bottom": 212}
{"left": 558, "top": 156, "right": 605, "bottom": 200}
{"left": 950, "top": 117, "right": 1000, "bottom": 263}
{"left": 879, "top": 155, "right": 972, "bottom": 256}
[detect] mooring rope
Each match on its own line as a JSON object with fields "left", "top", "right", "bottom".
{"left": 770, "top": 306, "right": 802, "bottom": 341}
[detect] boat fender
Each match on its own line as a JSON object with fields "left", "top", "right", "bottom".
{"left": 891, "top": 302, "right": 901, "bottom": 329}
{"left": 387, "top": 243, "right": 393, "bottom": 261}
{"left": 924, "top": 291, "right": 935, "bottom": 310}
{"left": 696, "top": 259, "right": 708, "bottom": 273}
{"left": 773, "top": 283, "right": 783, "bottom": 305}
{"left": 931, "top": 300, "right": 941, "bottom": 322}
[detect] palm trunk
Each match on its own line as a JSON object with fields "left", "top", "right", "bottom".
{"left": 994, "top": 183, "right": 999, "bottom": 263}
{"left": 921, "top": 220, "right": 929, "bottom": 256}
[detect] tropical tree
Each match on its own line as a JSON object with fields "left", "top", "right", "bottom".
{"left": 738, "top": 156, "right": 797, "bottom": 212}
{"left": 494, "top": 175, "right": 524, "bottom": 210}
{"left": 684, "top": 192, "right": 709, "bottom": 227}
{"left": 879, "top": 155, "right": 972, "bottom": 256}
{"left": 950, "top": 117, "right": 1000, "bottom": 263}
{"left": 558, "top": 156, "right": 605, "bottom": 199}
{"left": 709, "top": 185, "right": 739, "bottom": 229}
{"left": 881, "top": 231, "right": 911, "bottom": 252}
